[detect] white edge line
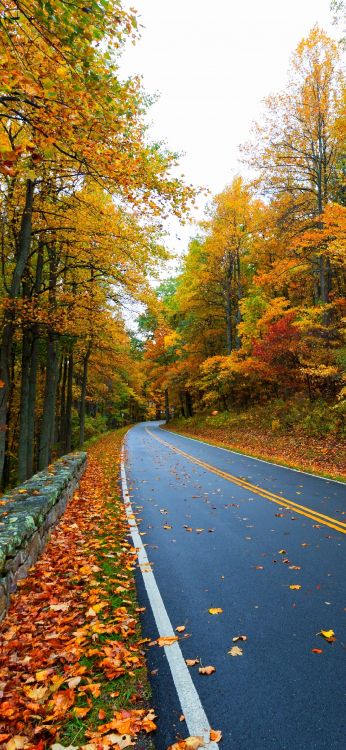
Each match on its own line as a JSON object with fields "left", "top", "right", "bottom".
{"left": 157, "top": 423, "right": 346, "bottom": 486}
{"left": 120, "top": 442, "right": 219, "bottom": 750}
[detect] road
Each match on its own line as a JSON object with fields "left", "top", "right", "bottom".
{"left": 122, "top": 421, "right": 345, "bottom": 750}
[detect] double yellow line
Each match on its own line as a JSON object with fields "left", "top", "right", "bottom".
{"left": 145, "top": 428, "right": 346, "bottom": 535}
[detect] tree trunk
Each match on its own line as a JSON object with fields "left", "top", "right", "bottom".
{"left": 26, "top": 332, "right": 40, "bottom": 477}
{"left": 164, "top": 388, "right": 170, "bottom": 422}
{"left": 79, "top": 346, "right": 91, "bottom": 448}
{"left": 65, "top": 351, "right": 74, "bottom": 453}
{"left": 225, "top": 284, "right": 232, "bottom": 355}
{"left": 185, "top": 390, "right": 193, "bottom": 417}
{"left": 17, "top": 332, "right": 31, "bottom": 482}
{"left": 0, "top": 179, "right": 34, "bottom": 485}
{"left": 38, "top": 333, "right": 60, "bottom": 470}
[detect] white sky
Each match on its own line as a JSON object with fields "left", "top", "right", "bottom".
{"left": 120, "top": 0, "right": 339, "bottom": 257}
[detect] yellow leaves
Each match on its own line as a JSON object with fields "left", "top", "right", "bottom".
{"left": 185, "top": 658, "right": 199, "bottom": 667}
{"left": 176, "top": 625, "right": 186, "bottom": 632}
{"left": 157, "top": 636, "right": 178, "bottom": 647}
{"left": 208, "top": 608, "right": 223, "bottom": 615}
{"left": 289, "top": 585, "right": 301, "bottom": 590}
{"left": 319, "top": 629, "right": 336, "bottom": 642}
{"left": 198, "top": 665, "right": 216, "bottom": 675}
{"left": 167, "top": 737, "right": 205, "bottom": 750}
{"left": 5, "top": 738, "right": 30, "bottom": 750}
{"left": 228, "top": 646, "right": 243, "bottom": 657}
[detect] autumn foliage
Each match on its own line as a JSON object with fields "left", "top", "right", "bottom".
{"left": 141, "top": 27, "right": 346, "bottom": 446}
{"left": 0, "top": 429, "right": 156, "bottom": 747}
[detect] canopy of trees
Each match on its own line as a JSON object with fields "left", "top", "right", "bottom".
{"left": 0, "top": 0, "right": 194, "bottom": 487}
{"left": 141, "top": 27, "right": 346, "bottom": 429}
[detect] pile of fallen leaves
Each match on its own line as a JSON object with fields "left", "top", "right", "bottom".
{"left": 0, "top": 429, "right": 155, "bottom": 750}
{"left": 166, "top": 417, "right": 346, "bottom": 480}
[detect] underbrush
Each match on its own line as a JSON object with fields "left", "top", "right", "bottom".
{"left": 166, "top": 396, "right": 346, "bottom": 480}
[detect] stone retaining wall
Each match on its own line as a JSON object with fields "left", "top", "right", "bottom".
{"left": 0, "top": 452, "right": 87, "bottom": 620}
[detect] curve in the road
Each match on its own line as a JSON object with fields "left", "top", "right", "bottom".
{"left": 145, "top": 427, "right": 346, "bottom": 535}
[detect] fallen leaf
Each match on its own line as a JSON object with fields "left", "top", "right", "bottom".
{"left": 50, "top": 602, "right": 69, "bottom": 611}
{"left": 157, "top": 636, "right": 178, "bottom": 647}
{"left": 289, "top": 585, "right": 301, "bottom": 590}
{"left": 6, "top": 738, "right": 29, "bottom": 750}
{"left": 311, "top": 648, "right": 323, "bottom": 654}
{"left": 319, "top": 629, "right": 336, "bottom": 642}
{"left": 232, "top": 635, "right": 247, "bottom": 642}
{"left": 179, "top": 715, "right": 185, "bottom": 721}
{"left": 167, "top": 737, "right": 205, "bottom": 749}
{"left": 176, "top": 625, "right": 186, "bottom": 632}
{"left": 228, "top": 646, "right": 243, "bottom": 657}
{"left": 208, "top": 608, "right": 223, "bottom": 615}
{"left": 185, "top": 658, "right": 199, "bottom": 666}
{"left": 278, "top": 549, "right": 287, "bottom": 554}
{"left": 74, "top": 706, "right": 91, "bottom": 718}
{"left": 198, "top": 665, "right": 216, "bottom": 675}
{"left": 210, "top": 729, "right": 222, "bottom": 742}
{"left": 163, "top": 524, "right": 172, "bottom": 530}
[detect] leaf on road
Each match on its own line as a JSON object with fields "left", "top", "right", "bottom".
{"left": 208, "top": 608, "right": 223, "bottom": 615}
{"left": 232, "top": 635, "right": 247, "bottom": 642}
{"left": 157, "top": 636, "right": 178, "bottom": 647}
{"left": 176, "top": 625, "right": 186, "bottom": 632}
{"left": 319, "top": 629, "right": 336, "bottom": 642}
{"left": 163, "top": 524, "right": 172, "bottom": 529}
{"left": 278, "top": 549, "right": 287, "bottom": 554}
{"left": 166, "top": 737, "right": 205, "bottom": 750}
{"left": 311, "top": 648, "right": 323, "bottom": 654}
{"left": 198, "top": 665, "right": 216, "bottom": 675}
{"left": 228, "top": 646, "right": 243, "bottom": 657}
{"left": 185, "top": 658, "right": 199, "bottom": 666}
{"left": 289, "top": 585, "right": 301, "bottom": 590}
{"left": 210, "top": 729, "right": 222, "bottom": 742}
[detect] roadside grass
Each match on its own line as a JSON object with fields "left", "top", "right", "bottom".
{"left": 164, "top": 397, "right": 346, "bottom": 482}
{"left": 0, "top": 427, "right": 156, "bottom": 749}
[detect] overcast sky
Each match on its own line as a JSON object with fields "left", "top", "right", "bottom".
{"left": 120, "top": 0, "right": 339, "bottom": 255}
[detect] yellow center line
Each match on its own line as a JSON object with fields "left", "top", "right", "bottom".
{"left": 145, "top": 428, "right": 346, "bottom": 535}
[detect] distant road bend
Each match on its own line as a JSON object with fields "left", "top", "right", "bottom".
{"left": 122, "top": 421, "right": 345, "bottom": 750}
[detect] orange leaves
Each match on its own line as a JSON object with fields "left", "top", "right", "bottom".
{"left": 95, "top": 708, "right": 157, "bottom": 737}
{"left": 167, "top": 737, "right": 205, "bottom": 749}
{"left": 208, "top": 608, "right": 223, "bottom": 615}
{"left": 157, "top": 636, "right": 179, "bottom": 647}
{"left": 50, "top": 689, "right": 76, "bottom": 718}
{"left": 0, "top": 432, "right": 152, "bottom": 744}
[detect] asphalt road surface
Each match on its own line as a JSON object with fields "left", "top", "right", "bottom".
{"left": 122, "top": 421, "right": 345, "bottom": 750}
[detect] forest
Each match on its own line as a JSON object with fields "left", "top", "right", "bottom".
{"left": 0, "top": 1, "right": 345, "bottom": 490}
